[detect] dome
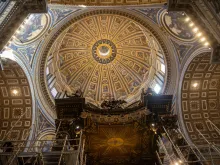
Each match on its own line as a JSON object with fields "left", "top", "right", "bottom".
{"left": 46, "top": 12, "right": 166, "bottom": 106}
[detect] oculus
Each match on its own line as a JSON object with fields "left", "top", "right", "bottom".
{"left": 92, "top": 39, "right": 116, "bottom": 64}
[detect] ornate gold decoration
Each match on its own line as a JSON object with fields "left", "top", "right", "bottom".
{"left": 48, "top": 0, "right": 167, "bottom": 6}
{"left": 107, "top": 138, "right": 124, "bottom": 147}
{"left": 41, "top": 10, "right": 170, "bottom": 112}
{"left": 85, "top": 121, "right": 155, "bottom": 164}
{"left": 87, "top": 124, "right": 139, "bottom": 159}
{"left": 46, "top": 13, "right": 165, "bottom": 105}
{"left": 92, "top": 39, "right": 116, "bottom": 64}
{"left": 82, "top": 107, "right": 149, "bottom": 124}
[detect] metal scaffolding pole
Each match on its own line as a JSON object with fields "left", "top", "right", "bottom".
{"left": 208, "top": 145, "right": 215, "bottom": 165}
{"left": 50, "top": 120, "right": 62, "bottom": 151}
{"left": 23, "top": 154, "right": 38, "bottom": 165}
{"left": 196, "top": 128, "right": 220, "bottom": 157}
{"left": 178, "top": 128, "right": 206, "bottom": 162}
{"left": 58, "top": 135, "right": 67, "bottom": 165}
{"left": 33, "top": 154, "right": 39, "bottom": 165}
{"left": 156, "top": 151, "right": 163, "bottom": 165}
{"left": 40, "top": 141, "right": 46, "bottom": 165}
{"left": 0, "top": 137, "right": 83, "bottom": 165}
{"left": 5, "top": 126, "right": 31, "bottom": 165}
{"left": 0, "top": 56, "right": 4, "bottom": 71}
{"left": 76, "top": 131, "right": 83, "bottom": 165}
{"left": 7, "top": 141, "right": 25, "bottom": 165}
{"left": 163, "top": 127, "right": 186, "bottom": 163}
{"left": 207, "top": 119, "right": 220, "bottom": 135}
{"left": 80, "top": 138, "right": 85, "bottom": 165}
{"left": 158, "top": 136, "right": 173, "bottom": 165}
{"left": 1, "top": 110, "right": 27, "bottom": 141}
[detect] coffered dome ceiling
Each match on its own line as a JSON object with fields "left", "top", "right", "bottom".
{"left": 46, "top": 12, "right": 166, "bottom": 106}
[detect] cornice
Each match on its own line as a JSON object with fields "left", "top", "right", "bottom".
{"left": 0, "top": 0, "right": 47, "bottom": 50}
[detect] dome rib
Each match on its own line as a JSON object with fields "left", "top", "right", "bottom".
{"left": 45, "top": 12, "right": 167, "bottom": 106}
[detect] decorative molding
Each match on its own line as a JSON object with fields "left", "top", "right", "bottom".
{"left": 167, "top": 0, "right": 220, "bottom": 63}
{"left": 48, "top": 0, "right": 167, "bottom": 6}
{"left": 35, "top": 9, "right": 176, "bottom": 118}
{"left": 0, "top": 0, "right": 47, "bottom": 50}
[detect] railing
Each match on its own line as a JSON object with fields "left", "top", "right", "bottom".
{"left": 0, "top": 132, "right": 86, "bottom": 165}
{"left": 156, "top": 125, "right": 220, "bottom": 165}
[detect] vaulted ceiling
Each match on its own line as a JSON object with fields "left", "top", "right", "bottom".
{"left": 181, "top": 52, "right": 220, "bottom": 144}
{"left": 0, "top": 59, "right": 32, "bottom": 141}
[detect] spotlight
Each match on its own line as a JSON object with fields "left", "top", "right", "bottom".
{"left": 200, "top": 37, "right": 206, "bottom": 42}
{"left": 151, "top": 123, "right": 155, "bottom": 127}
{"left": 75, "top": 124, "right": 81, "bottom": 134}
{"left": 175, "top": 162, "right": 179, "bottom": 165}
{"left": 20, "top": 24, "right": 24, "bottom": 28}
{"left": 179, "top": 160, "right": 183, "bottom": 163}
{"left": 193, "top": 83, "right": 198, "bottom": 88}
{"left": 23, "top": 19, "right": 28, "bottom": 24}
{"left": 185, "top": 17, "right": 190, "bottom": 22}
{"left": 76, "top": 125, "right": 80, "bottom": 129}
{"left": 193, "top": 27, "right": 198, "bottom": 33}
{"left": 12, "top": 89, "right": 18, "bottom": 95}
{"left": 15, "top": 29, "right": 20, "bottom": 34}
{"left": 204, "top": 42, "right": 209, "bottom": 46}
{"left": 189, "top": 23, "right": 194, "bottom": 27}
{"left": 197, "top": 32, "right": 202, "bottom": 37}
{"left": 79, "top": 5, "right": 87, "bottom": 8}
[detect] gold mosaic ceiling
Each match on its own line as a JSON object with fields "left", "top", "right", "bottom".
{"left": 47, "top": 13, "right": 163, "bottom": 105}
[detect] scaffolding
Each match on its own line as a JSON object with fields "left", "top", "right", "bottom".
{"left": 0, "top": 131, "right": 86, "bottom": 165}
{"left": 156, "top": 123, "right": 220, "bottom": 165}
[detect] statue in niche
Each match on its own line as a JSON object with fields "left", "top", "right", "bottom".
{"left": 146, "top": 87, "right": 157, "bottom": 96}
{"left": 141, "top": 88, "right": 157, "bottom": 102}
{"left": 65, "top": 88, "right": 83, "bottom": 98}
{"left": 141, "top": 88, "right": 157, "bottom": 97}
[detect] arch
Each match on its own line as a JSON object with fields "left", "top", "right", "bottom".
{"left": 0, "top": 58, "right": 33, "bottom": 143}
{"left": 178, "top": 49, "right": 220, "bottom": 144}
